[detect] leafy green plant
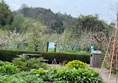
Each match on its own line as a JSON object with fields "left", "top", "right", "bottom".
{"left": 31, "top": 68, "right": 49, "bottom": 80}
{"left": 13, "top": 55, "right": 47, "bottom": 71}
{"left": 31, "top": 67, "right": 104, "bottom": 83}
{"left": 66, "top": 60, "right": 88, "bottom": 69}
{"left": 17, "top": 54, "right": 29, "bottom": 61}
{"left": 0, "top": 60, "right": 6, "bottom": 66}
{"left": 0, "top": 60, "right": 19, "bottom": 75}
{"left": 0, "top": 71, "right": 47, "bottom": 83}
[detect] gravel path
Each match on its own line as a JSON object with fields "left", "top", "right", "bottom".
{"left": 90, "top": 67, "right": 118, "bottom": 83}
{"left": 47, "top": 64, "right": 118, "bottom": 83}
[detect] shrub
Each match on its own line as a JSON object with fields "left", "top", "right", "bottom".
{"left": 0, "top": 72, "right": 46, "bottom": 83}
{"left": 13, "top": 55, "right": 47, "bottom": 71}
{"left": 31, "top": 67, "right": 104, "bottom": 83}
{"left": 40, "top": 52, "right": 90, "bottom": 64}
{"left": 66, "top": 60, "right": 88, "bottom": 69}
{"left": 0, "top": 50, "right": 90, "bottom": 64}
{"left": 0, "top": 60, "right": 19, "bottom": 75}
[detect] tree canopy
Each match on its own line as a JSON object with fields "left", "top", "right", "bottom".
{"left": 0, "top": 0, "right": 14, "bottom": 29}
{"left": 12, "top": 14, "right": 25, "bottom": 32}
{"left": 75, "top": 14, "right": 109, "bottom": 33}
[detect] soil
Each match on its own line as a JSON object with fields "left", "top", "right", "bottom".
{"left": 47, "top": 64, "right": 118, "bottom": 83}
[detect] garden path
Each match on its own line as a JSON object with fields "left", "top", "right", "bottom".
{"left": 47, "top": 64, "right": 118, "bottom": 83}
{"left": 90, "top": 67, "right": 117, "bottom": 83}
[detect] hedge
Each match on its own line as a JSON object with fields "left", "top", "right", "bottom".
{"left": 0, "top": 50, "right": 90, "bottom": 64}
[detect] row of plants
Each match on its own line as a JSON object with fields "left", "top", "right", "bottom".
{"left": 0, "top": 55, "right": 47, "bottom": 75}
{"left": 12, "top": 55, "right": 47, "bottom": 71}
{"left": 0, "top": 58, "right": 104, "bottom": 83}
{"left": 0, "top": 72, "right": 46, "bottom": 83}
{"left": 0, "top": 67, "right": 104, "bottom": 83}
{"left": 31, "top": 67, "right": 104, "bottom": 83}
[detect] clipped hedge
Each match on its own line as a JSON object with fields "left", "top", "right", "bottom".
{"left": 0, "top": 50, "right": 90, "bottom": 64}
{"left": 41, "top": 52, "right": 90, "bottom": 64}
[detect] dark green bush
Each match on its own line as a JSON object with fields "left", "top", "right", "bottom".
{"left": 0, "top": 50, "right": 90, "bottom": 64}
{"left": 41, "top": 52, "right": 90, "bottom": 64}
{"left": 0, "top": 50, "right": 40, "bottom": 61}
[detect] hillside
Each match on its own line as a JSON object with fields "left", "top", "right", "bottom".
{"left": 15, "top": 4, "right": 77, "bottom": 33}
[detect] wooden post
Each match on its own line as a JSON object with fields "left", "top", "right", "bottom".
{"left": 54, "top": 43, "right": 56, "bottom": 52}
{"left": 117, "top": 11, "right": 118, "bottom": 30}
{"left": 46, "top": 42, "right": 49, "bottom": 52}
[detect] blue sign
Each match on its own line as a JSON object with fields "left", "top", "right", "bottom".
{"left": 48, "top": 42, "right": 56, "bottom": 49}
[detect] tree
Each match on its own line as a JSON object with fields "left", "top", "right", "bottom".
{"left": 21, "top": 18, "right": 35, "bottom": 32}
{"left": 79, "top": 30, "right": 96, "bottom": 51}
{"left": 39, "top": 26, "right": 50, "bottom": 52}
{"left": 51, "top": 21, "right": 64, "bottom": 34}
{"left": 0, "top": 30, "right": 14, "bottom": 49}
{"left": 12, "top": 14, "right": 25, "bottom": 32}
{"left": 12, "top": 30, "right": 26, "bottom": 48}
{"left": 18, "top": 4, "right": 28, "bottom": 17}
{"left": 70, "top": 38, "right": 78, "bottom": 51}
{"left": 60, "top": 27, "right": 72, "bottom": 50}
{"left": 75, "top": 14, "right": 109, "bottom": 33}
{"left": 26, "top": 19, "right": 47, "bottom": 51}
{"left": 40, "top": 34, "right": 50, "bottom": 52}
{"left": 92, "top": 31, "right": 113, "bottom": 55}
{"left": 0, "top": 29, "right": 27, "bottom": 49}
{"left": 0, "top": 0, "right": 14, "bottom": 29}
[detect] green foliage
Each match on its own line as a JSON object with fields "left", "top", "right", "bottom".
{"left": 0, "top": 0, "right": 14, "bottom": 28}
{"left": 12, "top": 14, "right": 25, "bottom": 32}
{"left": 0, "top": 60, "right": 19, "bottom": 75}
{"left": 0, "top": 60, "right": 6, "bottom": 66}
{"left": 51, "top": 21, "right": 64, "bottom": 34}
{"left": 17, "top": 5, "right": 76, "bottom": 33}
{"left": 21, "top": 19, "right": 47, "bottom": 51}
{"left": 31, "top": 67, "right": 104, "bottom": 83}
{"left": 0, "top": 71, "right": 46, "bottom": 83}
{"left": 0, "top": 50, "right": 90, "bottom": 64}
{"left": 13, "top": 55, "right": 47, "bottom": 71}
{"left": 66, "top": 60, "right": 88, "bottom": 69}
{"left": 75, "top": 14, "right": 108, "bottom": 33}
{"left": 31, "top": 68, "right": 49, "bottom": 80}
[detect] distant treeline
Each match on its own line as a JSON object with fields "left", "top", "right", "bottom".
{"left": 15, "top": 4, "right": 77, "bottom": 33}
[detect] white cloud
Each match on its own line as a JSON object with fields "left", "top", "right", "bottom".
{"left": 14, "top": 0, "right": 19, "bottom": 3}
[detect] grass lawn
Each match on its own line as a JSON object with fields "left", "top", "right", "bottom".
{"left": 1, "top": 46, "right": 111, "bottom": 55}
{"left": 0, "top": 46, "right": 91, "bottom": 54}
{"left": 0, "top": 46, "right": 111, "bottom": 56}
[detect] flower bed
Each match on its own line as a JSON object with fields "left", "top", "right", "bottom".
{"left": 0, "top": 60, "right": 104, "bottom": 83}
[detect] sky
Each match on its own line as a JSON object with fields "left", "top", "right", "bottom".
{"left": 4, "top": 0, "right": 118, "bottom": 24}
